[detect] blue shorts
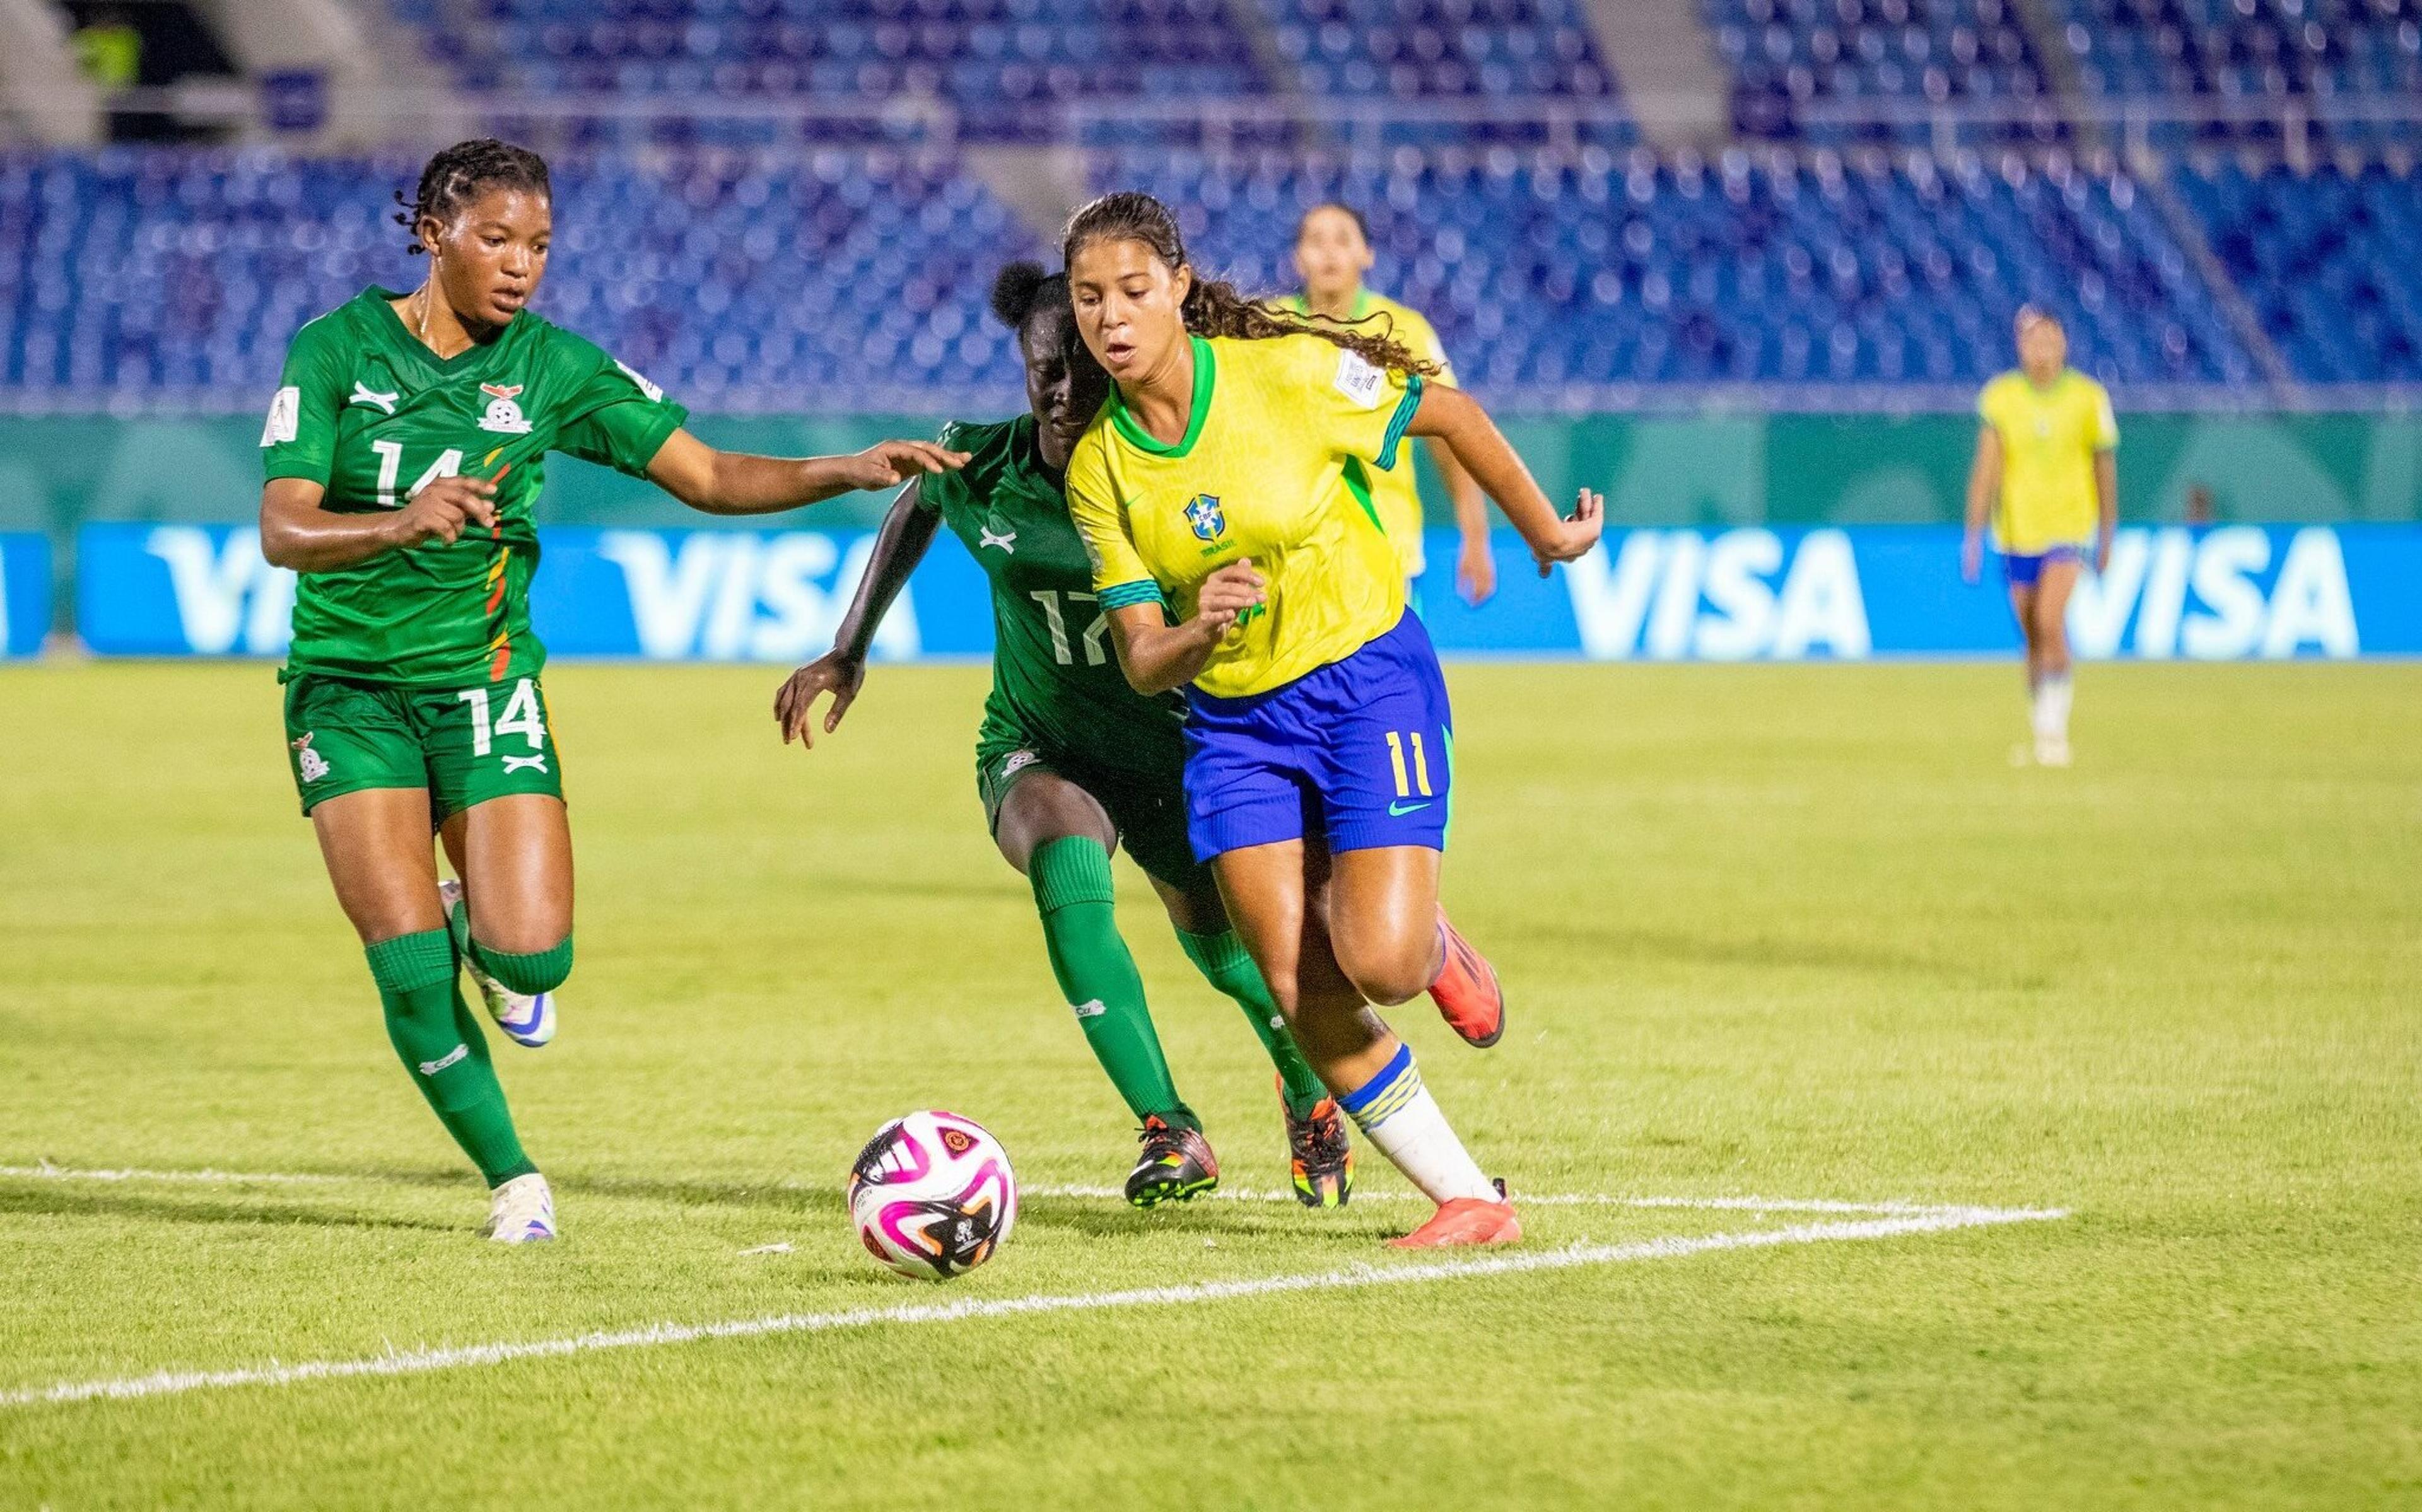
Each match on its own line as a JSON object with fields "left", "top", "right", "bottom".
{"left": 1183, "top": 610, "right": 1453, "bottom": 862}
{"left": 2002, "top": 544, "right": 2085, "bottom": 587}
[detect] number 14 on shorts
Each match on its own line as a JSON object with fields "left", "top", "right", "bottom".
{"left": 459, "top": 678, "right": 550, "bottom": 772}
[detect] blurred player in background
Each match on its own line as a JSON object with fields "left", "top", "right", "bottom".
{"left": 1963, "top": 306, "right": 2119, "bottom": 767}
{"left": 1282, "top": 203, "right": 1497, "bottom": 607}
{"left": 257, "top": 139, "right": 961, "bottom": 1242}
{"left": 775, "top": 260, "right": 1356, "bottom": 1211}
{"left": 1062, "top": 192, "right": 1602, "bottom": 1248}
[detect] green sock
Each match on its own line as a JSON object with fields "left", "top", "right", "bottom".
{"left": 1179, "top": 927, "right": 1328, "bottom": 1117}
{"left": 365, "top": 929, "right": 536, "bottom": 1187}
{"left": 446, "top": 893, "right": 573, "bottom": 996}
{"left": 1029, "top": 836, "right": 1197, "bottom": 1132}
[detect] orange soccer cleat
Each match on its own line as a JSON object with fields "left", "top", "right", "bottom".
{"left": 1428, "top": 907, "right": 1506, "bottom": 1048}
{"left": 1388, "top": 1189, "right": 1523, "bottom": 1248}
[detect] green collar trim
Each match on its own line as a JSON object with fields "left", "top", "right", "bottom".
{"left": 1109, "top": 335, "right": 1215, "bottom": 458}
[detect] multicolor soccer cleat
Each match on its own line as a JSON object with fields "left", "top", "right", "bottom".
{"left": 1282, "top": 1086, "right": 1354, "bottom": 1209}
{"left": 1428, "top": 905, "right": 1506, "bottom": 1049}
{"left": 438, "top": 879, "right": 556, "bottom": 1049}
{"left": 1388, "top": 1180, "right": 1520, "bottom": 1248}
{"left": 481, "top": 1172, "right": 558, "bottom": 1243}
{"left": 1124, "top": 1115, "right": 1219, "bottom": 1208}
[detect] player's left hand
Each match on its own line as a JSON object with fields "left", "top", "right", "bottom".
{"left": 846, "top": 439, "right": 969, "bottom": 491}
{"left": 2093, "top": 538, "right": 2112, "bottom": 575}
{"left": 1533, "top": 488, "right": 1604, "bottom": 576}
{"left": 1456, "top": 531, "right": 1497, "bottom": 606}
{"left": 775, "top": 650, "right": 866, "bottom": 748}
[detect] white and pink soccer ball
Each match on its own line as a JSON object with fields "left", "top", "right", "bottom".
{"left": 847, "top": 1110, "right": 1018, "bottom": 1281}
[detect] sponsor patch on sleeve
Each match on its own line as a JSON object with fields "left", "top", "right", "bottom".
{"left": 260, "top": 386, "right": 300, "bottom": 446}
{"left": 1333, "top": 349, "right": 1386, "bottom": 409}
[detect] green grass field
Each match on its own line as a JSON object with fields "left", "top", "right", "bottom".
{"left": 1, "top": 658, "right": 2415, "bottom": 1508}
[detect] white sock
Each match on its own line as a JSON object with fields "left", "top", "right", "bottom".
{"left": 1338, "top": 1044, "right": 1499, "bottom": 1204}
{"left": 2034, "top": 673, "right": 2074, "bottom": 741}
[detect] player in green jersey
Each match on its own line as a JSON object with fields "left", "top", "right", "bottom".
{"left": 774, "top": 262, "right": 1355, "bottom": 1209}
{"left": 258, "top": 140, "right": 966, "bottom": 1242}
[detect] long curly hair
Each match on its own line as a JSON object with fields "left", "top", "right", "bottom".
{"left": 1062, "top": 192, "right": 1437, "bottom": 378}
{"left": 393, "top": 139, "right": 551, "bottom": 255}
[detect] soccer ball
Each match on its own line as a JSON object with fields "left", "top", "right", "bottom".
{"left": 847, "top": 1110, "right": 1017, "bottom": 1281}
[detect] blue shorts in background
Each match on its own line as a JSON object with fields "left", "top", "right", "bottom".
{"left": 1183, "top": 610, "right": 1454, "bottom": 862}
{"left": 2001, "top": 543, "right": 2085, "bottom": 586}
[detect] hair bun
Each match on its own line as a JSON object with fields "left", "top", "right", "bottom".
{"left": 990, "top": 261, "right": 1050, "bottom": 329}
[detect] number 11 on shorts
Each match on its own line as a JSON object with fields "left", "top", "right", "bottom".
{"left": 1384, "top": 730, "right": 1434, "bottom": 800}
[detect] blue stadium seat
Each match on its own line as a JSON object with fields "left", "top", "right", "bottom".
{"left": 1081, "top": 145, "right": 2254, "bottom": 387}
{"left": 2174, "top": 158, "right": 2422, "bottom": 380}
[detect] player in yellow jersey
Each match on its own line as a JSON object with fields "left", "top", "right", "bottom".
{"left": 1281, "top": 202, "right": 1496, "bottom": 606}
{"left": 1962, "top": 307, "right": 2119, "bottom": 767}
{"left": 1060, "top": 192, "right": 1603, "bottom": 1248}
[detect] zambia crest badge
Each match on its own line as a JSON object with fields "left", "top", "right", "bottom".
{"left": 1185, "top": 493, "right": 1226, "bottom": 542}
{"left": 477, "top": 382, "right": 533, "bottom": 435}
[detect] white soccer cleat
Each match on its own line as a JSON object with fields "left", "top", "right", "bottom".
{"left": 481, "top": 1173, "right": 557, "bottom": 1243}
{"left": 2034, "top": 733, "right": 2073, "bottom": 768}
{"left": 438, "top": 879, "right": 556, "bottom": 1049}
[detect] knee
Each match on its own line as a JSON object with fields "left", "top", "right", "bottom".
{"left": 1333, "top": 937, "right": 1436, "bottom": 1009}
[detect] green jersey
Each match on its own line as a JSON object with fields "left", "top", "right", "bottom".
{"left": 261, "top": 287, "right": 687, "bottom": 687}
{"left": 926, "top": 416, "right": 1186, "bottom": 774}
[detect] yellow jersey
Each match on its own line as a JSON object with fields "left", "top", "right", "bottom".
{"left": 1280, "top": 290, "right": 1457, "bottom": 576}
{"left": 1067, "top": 330, "right": 1424, "bottom": 700}
{"left": 1977, "top": 368, "right": 2119, "bottom": 554}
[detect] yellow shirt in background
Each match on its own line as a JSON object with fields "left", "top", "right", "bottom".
{"left": 1066, "top": 332, "right": 1424, "bottom": 699}
{"left": 1281, "top": 290, "right": 1458, "bottom": 577}
{"left": 1977, "top": 368, "right": 2119, "bottom": 554}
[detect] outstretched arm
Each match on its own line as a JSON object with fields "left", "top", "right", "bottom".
{"left": 646, "top": 428, "right": 966, "bottom": 517}
{"left": 2093, "top": 449, "right": 2118, "bottom": 574}
{"left": 773, "top": 480, "right": 940, "bottom": 746}
{"left": 1406, "top": 386, "right": 1600, "bottom": 576}
{"left": 1424, "top": 436, "right": 1497, "bottom": 605}
{"left": 1963, "top": 425, "right": 2003, "bottom": 584}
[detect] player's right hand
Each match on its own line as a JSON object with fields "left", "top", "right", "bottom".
{"left": 1533, "top": 488, "right": 1604, "bottom": 576}
{"left": 1193, "top": 559, "right": 1267, "bottom": 639}
{"left": 390, "top": 474, "right": 498, "bottom": 548}
{"left": 775, "top": 650, "right": 866, "bottom": 748}
{"left": 1960, "top": 532, "right": 1984, "bottom": 585}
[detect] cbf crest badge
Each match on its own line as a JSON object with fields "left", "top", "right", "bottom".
{"left": 1184, "top": 493, "right": 1226, "bottom": 542}
{"left": 477, "top": 382, "right": 533, "bottom": 434}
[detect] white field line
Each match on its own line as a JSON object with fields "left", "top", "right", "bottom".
{"left": 0, "top": 1206, "right": 2066, "bottom": 1410}
{"left": 1024, "top": 1183, "right": 1960, "bottom": 1215}
{"left": 2, "top": 1163, "right": 1965, "bottom": 1217}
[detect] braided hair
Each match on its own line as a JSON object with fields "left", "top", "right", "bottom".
{"left": 1062, "top": 192, "right": 1437, "bottom": 378}
{"left": 393, "top": 139, "right": 551, "bottom": 255}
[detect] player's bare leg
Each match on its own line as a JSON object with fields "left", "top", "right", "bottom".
{"left": 1214, "top": 840, "right": 1515, "bottom": 1244}
{"left": 2030, "top": 559, "right": 2082, "bottom": 766}
{"left": 314, "top": 788, "right": 549, "bottom": 1238}
{"left": 438, "top": 795, "right": 571, "bottom": 1047}
{"left": 2009, "top": 580, "right": 2044, "bottom": 764}
{"left": 1328, "top": 844, "right": 1504, "bottom": 1047}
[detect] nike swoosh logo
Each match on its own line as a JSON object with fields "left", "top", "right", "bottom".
{"left": 1388, "top": 800, "right": 1432, "bottom": 817}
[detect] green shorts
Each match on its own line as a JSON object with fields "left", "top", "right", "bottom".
{"left": 976, "top": 721, "right": 1200, "bottom": 892}
{"left": 282, "top": 670, "right": 565, "bottom": 823}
